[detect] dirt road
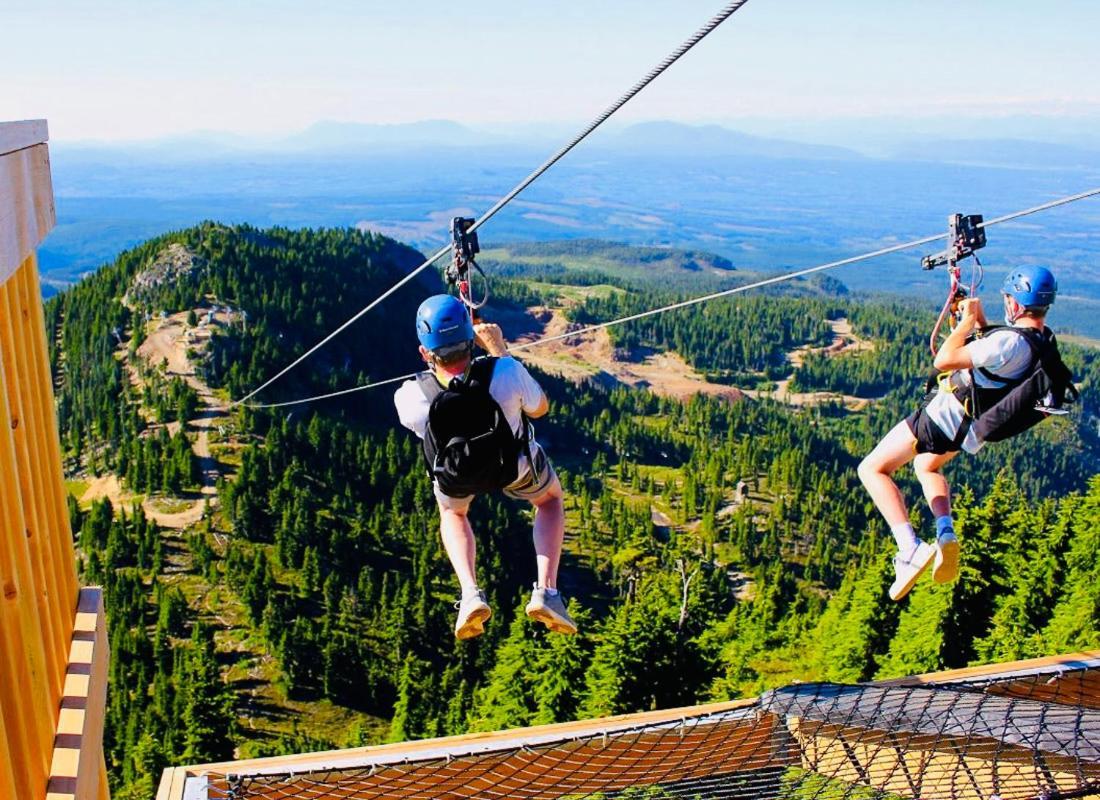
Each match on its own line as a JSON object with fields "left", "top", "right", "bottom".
{"left": 502, "top": 309, "right": 876, "bottom": 408}
{"left": 744, "top": 318, "right": 879, "bottom": 410}
{"left": 505, "top": 306, "right": 744, "bottom": 403}
{"left": 85, "top": 309, "right": 236, "bottom": 528}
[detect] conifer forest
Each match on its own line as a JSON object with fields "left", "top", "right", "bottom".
{"left": 46, "top": 225, "right": 1100, "bottom": 799}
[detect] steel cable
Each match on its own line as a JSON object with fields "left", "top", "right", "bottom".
{"left": 231, "top": 0, "right": 753, "bottom": 407}
{"left": 237, "top": 185, "right": 1100, "bottom": 410}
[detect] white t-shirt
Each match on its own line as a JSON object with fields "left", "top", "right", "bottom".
{"left": 964, "top": 328, "right": 1036, "bottom": 389}
{"left": 929, "top": 326, "right": 1038, "bottom": 453}
{"left": 394, "top": 356, "right": 546, "bottom": 477}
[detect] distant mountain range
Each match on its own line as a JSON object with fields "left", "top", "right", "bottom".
{"left": 890, "top": 138, "right": 1100, "bottom": 170}
{"left": 597, "top": 121, "right": 862, "bottom": 161}
{"left": 279, "top": 120, "right": 494, "bottom": 151}
{"left": 58, "top": 120, "right": 1100, "bottom": 172}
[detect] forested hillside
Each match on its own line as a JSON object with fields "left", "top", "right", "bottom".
{"left": 47, "top": 226, "right": 1100, "bottom": 799}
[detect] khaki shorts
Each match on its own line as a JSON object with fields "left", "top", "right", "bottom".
{"left": 433, "top": 443, "right": 558, "bottom": 513}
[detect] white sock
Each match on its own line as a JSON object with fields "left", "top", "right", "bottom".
{"left": 541, "top": 586, "right": 559, "bottom": 597}
{"left": 891, "top": 522, "right": 919, "bottom": 554}
{"left": 936, "top": 516, "right": 954, "bottom": 537}
{"left": 461, "top": 585, "right": 482, "bottom": 599}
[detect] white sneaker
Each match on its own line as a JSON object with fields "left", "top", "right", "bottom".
{"left": 454, "top": 590, "right": 491, "bottom": 640}
{"left": 525, "top": 585, "right": 578, "bottom": 635}
{"left": 933, "top": 528, "right": 960, "bottom": 584}
{"left": 889, "top": 541, "right": 936, "bottom": 601}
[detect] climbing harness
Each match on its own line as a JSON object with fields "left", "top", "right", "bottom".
{"left": 231, "top": 0, "right": 752, "bottom": 408}
{"left": 921, "top": 213, "right": 987, "bottom": 356}
{"left": 447, "top": 217, "right": 488, "bottom": 312}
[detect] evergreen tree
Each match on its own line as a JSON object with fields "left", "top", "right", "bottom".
{"left": 181, "top": 623, "right": 236, "bottom": 762}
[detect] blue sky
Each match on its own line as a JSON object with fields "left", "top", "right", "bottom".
{"left": 5, "top": 0, "right": 1100, "bottom": 142}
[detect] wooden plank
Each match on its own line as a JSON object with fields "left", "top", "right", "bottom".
{"left": 14, "top": 256, "right": 78, "bottom": 620}
{"left": 97, "top": 750, "right": 110, "bottom": 800}
{"left": 46, "top": 588, "right": 110, "bottom": 800}
{"left": 2, "top": 272, "right": 68, "bottom": 693}
{"left": 0, "top": 119, "right": 48, "bottom": 157}
{"left": 157, "top": 768, "right": 188, "bottom": 800}
{"left": 18, "top": 255, "right": 79, "bottom": 604}
{"left": 78, "top": 589, "right": 109, "bottom": 800}
{"left": 881, "top": 650, "right": 1100, "bottom": 688}
{"left": 0, "top": 143, "right": 55, "bottom": 284}
{"left": 0, "top": 692, "right": 19, "bottom": 800}
{"left": 155, "top": 770, "right": 176, "bottom": 800}
{"left": 0, "top": 340, "right": 54, "bottom": 800}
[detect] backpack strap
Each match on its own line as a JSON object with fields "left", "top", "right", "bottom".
{"left": 972, "top": 326, "right": 1041, "bottom": 387}
{"left": 467, "top": 356, "right": 498, "bottom": 387}
{"left": 417, "top": 356, "right": 496, "bottom": 401}
{"left": 416, "top": 370, "right": 445, "bottom": 402}
{"left": 947, "top": 415, "right": 975, "bottom": 452}
{"left": 471, "top": 356, "right": 536, "bottom": 468}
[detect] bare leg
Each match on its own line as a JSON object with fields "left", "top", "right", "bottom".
{"left": 858, "top": 420, "right": 920, "bottom": 527}
{"left": 913, "top": 451, "right": 958, "bottom": 519}
{"left": 530, "top": 475, "right": 565, "bottom": 589}
{"left": 439, "top": 506, "right": 478, "bottom": 591}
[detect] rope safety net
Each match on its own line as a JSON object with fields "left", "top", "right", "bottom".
{"left": 201, "top": 659, "right": 1100, "bottom": 800}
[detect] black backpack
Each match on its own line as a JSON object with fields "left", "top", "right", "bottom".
{"left": 417, "top": 357, "right": 529, "bottom": 497}
{"left": 967, "top": 326, "right": 1079, "bottom": 444}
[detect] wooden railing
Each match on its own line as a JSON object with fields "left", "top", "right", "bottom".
{"left": 0, "top": 120, "right": 111, "bottom": 800}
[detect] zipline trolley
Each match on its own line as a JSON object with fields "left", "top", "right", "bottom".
{"left": 922, "top": 213, "right": 987, "bottom": 355}
{"left": 448, "top": 216, "right": 488, "bottom": 314}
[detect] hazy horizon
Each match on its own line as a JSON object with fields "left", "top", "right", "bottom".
{"left": 9, "top": 1, "right": 1100, "bottom": 142}
{"left": 44, "top": 115, "right": 1100, "bottom": 161}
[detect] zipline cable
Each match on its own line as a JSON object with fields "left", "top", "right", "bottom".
{"left": 238, "top": 185, "right": 1100, "bottom": 410}
{"left": 231, "top": 0, "right": 753, "bottom": 408}
{"left": 520, "top": 185, "right": 1100, "bottom": 352}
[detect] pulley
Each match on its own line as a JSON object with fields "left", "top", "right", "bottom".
{"left": 923, "top": 213, "right": 987, "bottom": 355}
{"left": 446, "top": 217, "right": 488, "bottom": 313}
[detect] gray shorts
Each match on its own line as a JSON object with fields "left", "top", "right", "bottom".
{"left": 433, "top": 443, "right": 558, "bottom": 513}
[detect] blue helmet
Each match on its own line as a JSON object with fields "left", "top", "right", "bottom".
{"left": 1001, "top": 265, "right": 1057, "bottom": 309}
{"left": 415, "top": 294, "right": 474, "bottom": 351}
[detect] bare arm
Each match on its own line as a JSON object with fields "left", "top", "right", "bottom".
{"left": 526, "top": 393, "right": 550, "bottom": 418}
{"left": 474, "top": 322, "right": 508, "bottom": 357}
{"left": 474, "top": 321, "right": 550, "bottom": 417}
{"left": 932, "top": 298, "right": 986, "bottom": 371}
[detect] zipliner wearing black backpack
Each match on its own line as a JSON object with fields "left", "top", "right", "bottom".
{"left": 858, "top": 266, "right": 1078, "bottom": 602}
{"left": 394, "top": 294, "right": 578, "bottom": 640}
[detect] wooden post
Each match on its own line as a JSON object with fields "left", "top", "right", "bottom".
{"left": 12, "top": 259, "right": 79, "bottom": 628}
{"left": 19, "top": 255, "right": 80, "bottom": 604}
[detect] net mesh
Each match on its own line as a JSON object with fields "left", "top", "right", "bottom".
{"left": 201, "top": 661, "right": 1100, "bottom": 800}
